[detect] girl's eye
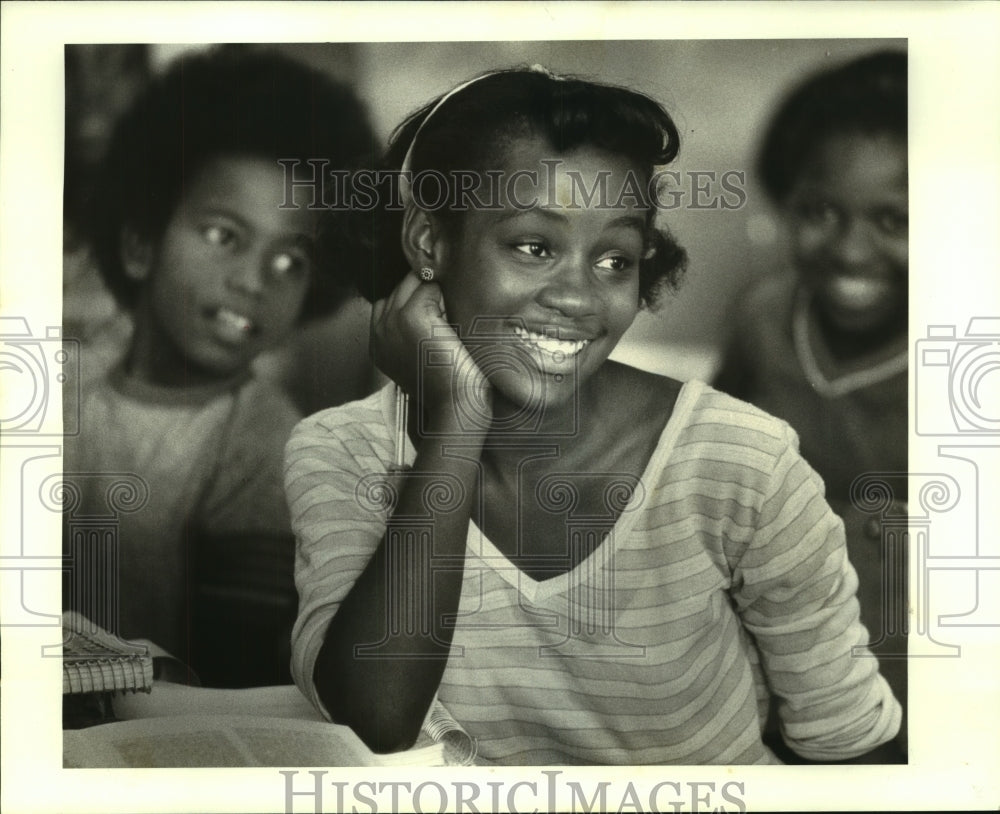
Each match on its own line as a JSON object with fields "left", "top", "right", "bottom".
{"left": 513, "top": 241, "right": 550, "bottom": 259}
{"left": 797, "top": 201, "right": 840, "bottom": 228}
{"left": 202, "top": 224, "right": 236, "bottom": 247}
{"left": 596, "top": 254, "right": 633, "bottom": 273}
{"left": 873, "top": 209, "right": 908, "bottom": 237}
{"left": 269, "top": 251, "right": 310, "bottom": 280}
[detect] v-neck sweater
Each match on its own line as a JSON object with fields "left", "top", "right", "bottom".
{"left": 286, "top": 379, "right": 901, "bottom": 764}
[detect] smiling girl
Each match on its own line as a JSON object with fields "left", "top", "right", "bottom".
{"left": 287, "top": 67, "right": 902, "bottom": 764}
{"left": 714, "top": 52, "right": 909, "bottom": 749}
{"left": 65, "top": 46, "right": 373, "bottom": 686}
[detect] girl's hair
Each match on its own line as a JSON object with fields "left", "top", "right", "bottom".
{"left": 90, "top": 45, "right": 376, "bottom": 321}
{"left": 356, "top": 67, "right": 687, "bottom": 307}
{"left": 758, "top": 50, "right": 907, "bottom": 202}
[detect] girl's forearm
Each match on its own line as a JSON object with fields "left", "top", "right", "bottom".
{"left": 313, "top": 411, "right": 484, "bottom": 753}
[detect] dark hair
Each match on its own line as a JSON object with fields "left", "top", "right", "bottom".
{"left": 356, "top": 67, "right": 687, "bottom": 308}
{"left": 90, "top": 45, "right": 375, "bottom": 320}
{"left": 758, "top": 50, "right": 907, "bottom": 202}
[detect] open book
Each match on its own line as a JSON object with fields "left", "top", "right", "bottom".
{"left": 63, "top": 684, "right": 477, "bottom": 767}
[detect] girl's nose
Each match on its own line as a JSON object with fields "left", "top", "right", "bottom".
{"left": 537, "top": 256, "right": 599, "bottom": 317}
{"left": 831, "top": 218, "right": 876, "bottom": 269}
{"left": 226, "top": 253, "right": 267, "bottom": 296}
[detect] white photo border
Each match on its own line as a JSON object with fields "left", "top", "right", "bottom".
{"left": 2, "top": 2, "right": 999, "bottom": 812}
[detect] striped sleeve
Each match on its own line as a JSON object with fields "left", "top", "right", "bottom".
{"left": 284, "top": 393, "right": 393, "bottom": 718}
{"left": 730, "top": 420, "right": 902, "bottom": 761}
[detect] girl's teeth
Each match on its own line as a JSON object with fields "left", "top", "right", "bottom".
{"left": 826, "top": 276, "right": 891, "bottom": 309}
{"left": 513, "top": 327, "right": 588, "bottom": 356}
{"left": 217, "top": 308, "right": 252, "bottom": 333}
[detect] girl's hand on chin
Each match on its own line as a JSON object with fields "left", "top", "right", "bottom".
{"left": 371, "top": 270, "right": 491, "bottom": 419}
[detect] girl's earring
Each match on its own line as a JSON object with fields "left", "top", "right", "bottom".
{"left": 419, "top": 266, "right": 435, "bottom": 282}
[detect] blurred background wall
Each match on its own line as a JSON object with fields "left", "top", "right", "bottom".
{"left": 65, "top": 38, "right": 903, "bottom": 415}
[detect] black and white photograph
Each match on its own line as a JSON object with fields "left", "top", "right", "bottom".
{"left": 1, "top": 3, "right": 998, "bottom": 813}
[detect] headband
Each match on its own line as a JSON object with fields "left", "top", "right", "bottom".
{"left": 398, "top": 64, "right": 565, "bottom": 211}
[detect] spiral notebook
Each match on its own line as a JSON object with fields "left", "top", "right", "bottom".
{"left": 61, "top": 610, "right": 154, "bottom": 695}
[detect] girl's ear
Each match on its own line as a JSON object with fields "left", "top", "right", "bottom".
{"left": 400, "top": 206, "right": 448, "bottom": 276}
{"left": 120, "top": 227, "right": 154, "bottom": 281}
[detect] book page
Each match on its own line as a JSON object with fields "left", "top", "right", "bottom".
{"left": 94, "top": 684, "right": 476, "bottom": 767}
{"left": 111, "top": 682, "right": 322, "bottom": 721}
{"left": 63, "top": 713, "right": 447, "bottom": 768}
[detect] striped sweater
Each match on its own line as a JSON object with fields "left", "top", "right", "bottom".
{"left": 286, "top": 379, "right": 901, "bottom": 764}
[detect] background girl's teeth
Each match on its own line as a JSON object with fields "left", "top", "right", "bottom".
{"left": 827, "top": 277, "right": 888, "bottom": 307}
{"left": 218, "top": 309, "right": 251, "bottom": 331}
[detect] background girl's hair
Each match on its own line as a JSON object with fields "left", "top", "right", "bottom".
{"left": 758, "top": 49, "right": 907, "bottom": 202}
{"left": 354, "top": 67, "right": 687, "bottom": 307}
{"left": 91, "top": 45, "right": 376, "bottom": 321}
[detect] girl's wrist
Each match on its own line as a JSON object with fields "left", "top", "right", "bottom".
{"left": 419, "top": 398, "right": 490, "bottom": 443}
